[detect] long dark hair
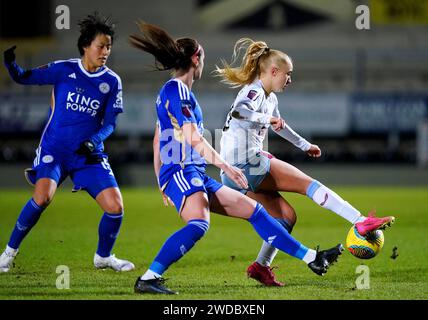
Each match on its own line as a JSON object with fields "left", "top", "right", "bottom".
{"left": 129, "top": 21, "right": 201, "bottom": 71}
{"left": 77, "top": 12, "right": 115, "bottom": 56}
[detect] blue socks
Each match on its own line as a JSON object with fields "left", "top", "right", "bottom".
{"left": 8, "top": 199, "right": 44, "bottom": 249}
{"left": 248, "top": 203, "right": 309, "bottom": 260}
{"left": 8, "top": 201, "right": 124, "bottom": 258}
{"left": 96, "top": 212, "right": 124, "bottom": 258}
{"left": 149, "top": 219, "right": 209, "bottom": 275}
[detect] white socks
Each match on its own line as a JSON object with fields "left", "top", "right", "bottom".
{"left": 256, "top": 241, "right": 279, "bottom": 267}
{"left": 307, "top": 181, "right": 366, "bottom": 224}
{"left": 140, "top": 269, "right": 161, "bottom": 281}
{"left": 302, "top": 249, "right": 317, "bottom": 264}
{"left": 5, "top": 245, "right": 18, "bottom": 256}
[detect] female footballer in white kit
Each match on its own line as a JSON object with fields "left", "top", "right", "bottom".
{"left": 216, "top": 38, "right": 395, "bottom": 287}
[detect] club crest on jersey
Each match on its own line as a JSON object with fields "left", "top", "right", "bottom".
{"left": 247, "top": 90, "right": 258, "bottom": 100}
{"left": 42, "top": 155, "right": 54, "bottom": 164}
{"left": 181, "top": 103, "right": 192, "bottom": 118}
{"left": 99, "top": 82, "right": 110, "bottom": 94}
{"left": 191, "top": 177, "right": 203, "bottom": 187}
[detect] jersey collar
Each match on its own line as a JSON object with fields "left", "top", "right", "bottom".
{"left": 78, "top": 59, "right": 110, "bottom": 78}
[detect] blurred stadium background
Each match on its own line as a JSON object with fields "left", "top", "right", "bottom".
{"left": 1, "top": 0, "right": 428, "bottom": 188}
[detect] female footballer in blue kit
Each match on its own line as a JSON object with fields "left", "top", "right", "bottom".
{"left": 215, "top": 38, "right": 395, "bottom": 286}
{"left": 0, "top": 13, "right": 134, "bottom": 272}
{"left": 129, "top": 22, "right": 343, "bottom": 295}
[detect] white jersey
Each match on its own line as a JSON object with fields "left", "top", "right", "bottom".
{"left": 220, "top": 79, "right": 311, "bottom": 165}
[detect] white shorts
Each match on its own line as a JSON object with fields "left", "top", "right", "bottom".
{"left": 220, "top": 151, "right": 273, "bottom": 194}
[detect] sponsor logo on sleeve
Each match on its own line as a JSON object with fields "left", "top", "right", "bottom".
{"left": 181, "top": 102, "right": 192, "bottom": 118}
{"left": 247, "top": 90, "right": 258, "bottom": 100}
{"left": 113, "top": 90, "right": 123, "bottom": 110}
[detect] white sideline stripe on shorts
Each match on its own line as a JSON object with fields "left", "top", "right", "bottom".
{"left": 34, "top": 147, "right": 41, "bottom": 167}
{"left": 175, "top": 171, "right": 190, "bottom": 192}
{"left": 173, "top": 173, "right": 186, "bottom": 193}
{"left": 179, "top": 170, "right": 191, "bottom": 190}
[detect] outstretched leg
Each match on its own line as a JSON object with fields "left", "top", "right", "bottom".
{"left": 259, "top": 158, "right": 394, "bottom": 235}
{"left": 210, "top": 186, "right": 343, "bottom": 276}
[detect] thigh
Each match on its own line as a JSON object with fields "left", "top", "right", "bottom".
{"left": 95, "top": 187, "right": 124, "bottom": 214}
{"left": 246, "top": 190, "right": 297, "bottom": 225}
{"left": 180, "top": 191, "right": 211, "bottom": 223}
{"left": 258, "top": 158, "right": 313, "bottom": 194}
{"left": 209, "top": 185, "right": 257, "bottom": 219}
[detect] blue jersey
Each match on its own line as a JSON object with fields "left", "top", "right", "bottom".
{"left": 6, "top": 58, "right": 123, "bottom": 154}
{"left": 156, "top": 79, "right": 206, "bottom": 188}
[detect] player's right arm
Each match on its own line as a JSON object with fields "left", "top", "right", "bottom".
{"left": 165, "top": 81, "right": 248, "bottom": 190}
{"left": 182, "top": 122, "right": 248, "bottom": 190}
{"left": 3, "top": 46, "right": 59, "bottom": 85}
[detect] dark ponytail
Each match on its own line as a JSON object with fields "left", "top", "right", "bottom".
{"left": 129, "top": 21, "right": 200, "bottom": 71}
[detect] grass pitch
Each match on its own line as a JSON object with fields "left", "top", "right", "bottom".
{"left": 0, "top": 186, "right": 427, "bottom": 300}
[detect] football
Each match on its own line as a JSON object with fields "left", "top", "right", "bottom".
{"left": 346, "top": 226, "right": 384, "bottom": 259}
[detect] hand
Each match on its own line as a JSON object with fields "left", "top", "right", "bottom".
{"left": 76, "top": 141, "right": 102, "bottom": 164}
{"left": 159, "top": 188, "right": 175, "bottom": 207}
{"left": 270, "top": 117, "right": 285, "bottom": 132}
{"left": 4, "top": 45, "right": 17, "bottom": 65}
{"left": 307, "top": 144, "right": 321, "bottom": 158}
{"left": 76, "top": 141, "right": 95, "bottom": 155}
{"left": 84, "top": 154, "right": 105, "bottom": 164}
{"left": 223, "top": 164, "right": 248, "bottom": 190}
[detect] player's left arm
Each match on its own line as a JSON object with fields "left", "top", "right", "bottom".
{"left": 272, "top": 104, "right": 321, "bottom": 158}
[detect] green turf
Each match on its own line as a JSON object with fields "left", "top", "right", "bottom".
{"left": 0, "top": 186, "right": 427, "bottom": 300}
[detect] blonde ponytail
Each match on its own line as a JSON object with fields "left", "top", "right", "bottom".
{"left": 214, "top": 38, "right": 271, "bottom": 87}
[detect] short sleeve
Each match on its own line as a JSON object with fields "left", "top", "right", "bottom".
{"left": 165, "top": 80, "right": 197, "bottom": 127}
{"left": 233, "top": 86, "right": 263, "bottom": 111}
{"left": 105, "top": 75, "right": 123, "bottom": 115}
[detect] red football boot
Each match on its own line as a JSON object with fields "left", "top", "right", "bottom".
{"left": 355, "top": 211, "right": 395, "bottom": 237}
{"left": 247, "top": 262, "right": 284, "bottom": 287}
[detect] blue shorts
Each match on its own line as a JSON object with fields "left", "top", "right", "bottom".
{"left": 221, "top": 151, "right": 272, "bottom": 194}
{"left": 25, "top": 146, "right": 119, "bottom": 199}
{"left": 162, "top": 166, "right": 223, "bottom": 214}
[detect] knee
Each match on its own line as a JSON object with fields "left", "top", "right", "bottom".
{"left": 32, "top": 193, "right": 54, "bottom": 208}
{"left": 104, "top": 200, "right": 124, "bottom": 214}
{"left": 286, "top": 207, "right": 297, "bottom": 226}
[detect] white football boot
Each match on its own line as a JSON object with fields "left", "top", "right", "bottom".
{"left": 94, "top": 253, "right": 135, "bottom": 272}
{"left": 0, "top": 246, "right": 19, "bottom": 273}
